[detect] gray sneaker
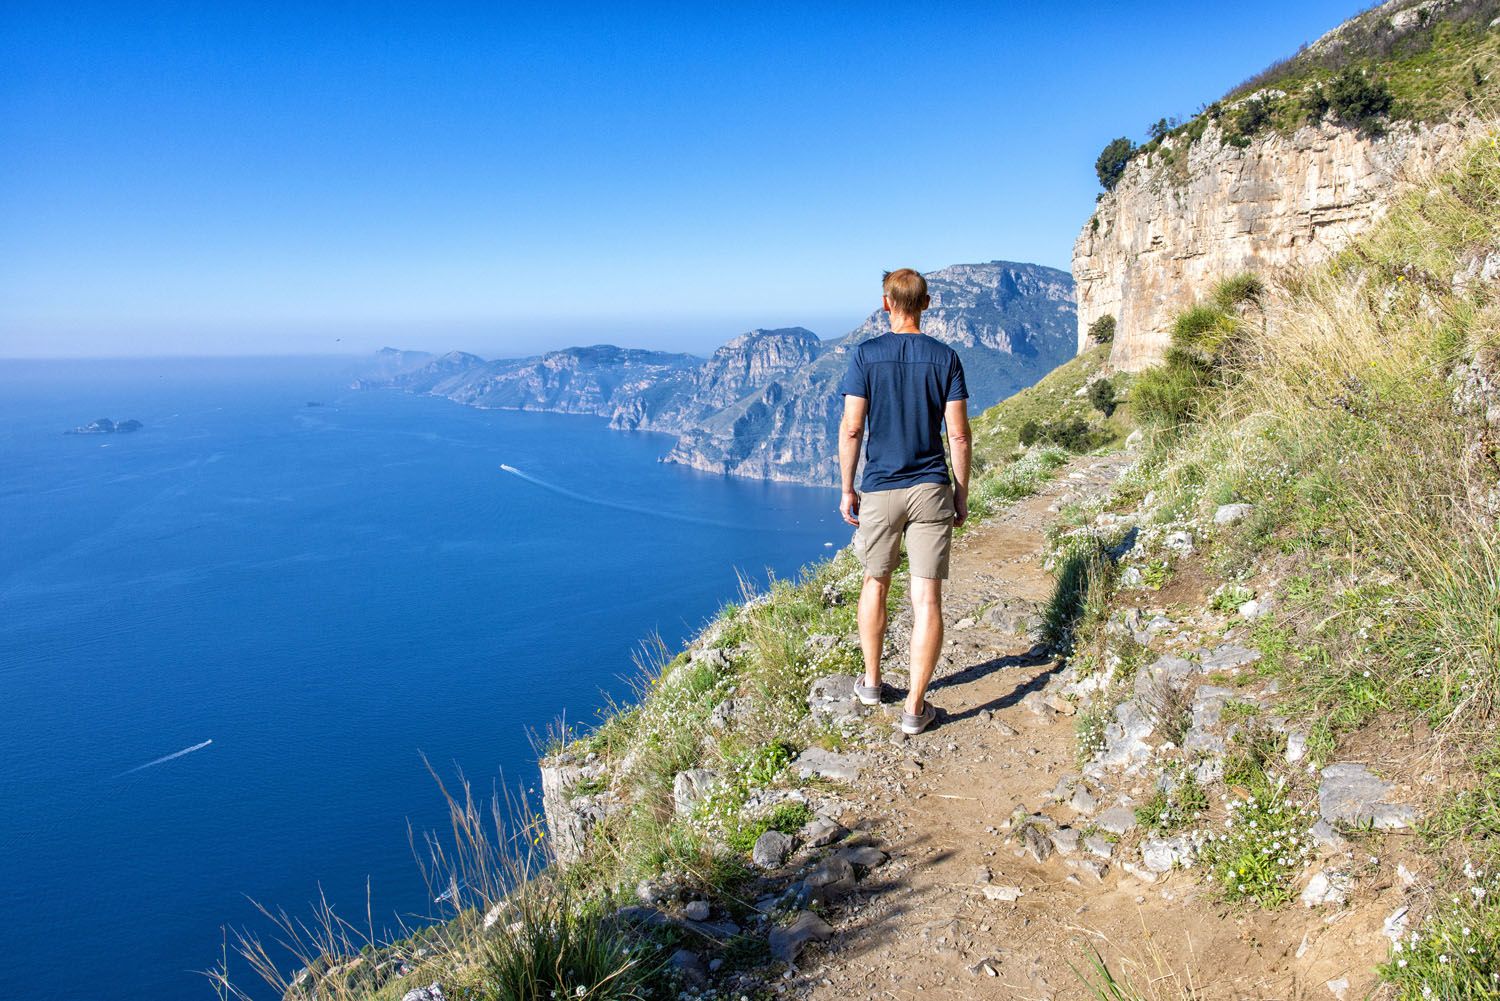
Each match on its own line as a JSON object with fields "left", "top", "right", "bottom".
{"left": 854, "top": 678, "right": 885, "bottom": 706}
{"left": 900, "top": 703, "right": 937, "bottom": 735}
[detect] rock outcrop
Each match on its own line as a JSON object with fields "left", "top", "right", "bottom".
{"left": 1073, "top": 119, "right": 1470, "bottom": 371}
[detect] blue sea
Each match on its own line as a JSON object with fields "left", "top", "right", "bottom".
{"left": 0, "top": 356, "right": 843, "bottom": 1001}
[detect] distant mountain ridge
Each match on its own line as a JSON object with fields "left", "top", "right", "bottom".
{"left": 357, "top": 261, "right": 1076, "bottom": 485}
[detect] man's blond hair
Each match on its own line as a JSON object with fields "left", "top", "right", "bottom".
{"left": 883, "top": 268, "right": 929, "bottom": 316}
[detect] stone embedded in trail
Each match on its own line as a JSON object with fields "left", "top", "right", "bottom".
{"left": 768, "top": 909, "right": 834, "bottom": 963}
{"left": 1239, "top": 597, "right": 1269, "bottom": 619}
{"left": 1096, "top": 805, "right": 1138, "bottom": 836}
{"left": 1141, "top": 835, "right": 1196, "bottom": 873}
{"left": 983, "top": 597, "right": 1043, "bottom": 639}
{"left": 1044, "top": 695, "right": 1076, "bottom": 716}
{"left": 690, "top": 646, "right": 732, "bottom": 671}
{"left": 1069, "top": 857, "right": 1110, "bottom": 882}
{"left": 1021, "top": 691, "right": 1056, "bottom": 717}
{"left": 753, "top": 830, "right": 794, "bottom": 869}
{"left": 1087, "top": 701, "right": 1154, "bottom": 774}
{"left": 1300, "top": 869, "right": 1352, "bottom": 907}
{"left": 1084, "top": 834, "right": 1115, "bottom": 859}
{"left": 1285, "top": 731, "right": 1308, "bottom": 764}
{"left": 1022, "top": 823, "right": 1054, "bottom": 862}
{"left": 672, "top": 769, "right": 720, "bottom": 818}
{"left": 1070, "top": 784, "right": 1099, "bottom": 815}
{"left": 983, "top": 884, "right": 1023, "bottom": 901}
{"left": 401, "top": 984, "right": 445, "bottom": 1001}
{"left": 792, "top": 746, "right": 865, "bottom": 782}
{"left": 1165, "top": 530, "right": 1195, "bottom": 555}
{"left": 1318, "top": 763, "right": 1417, "bottom": 829}
{"left": 1199, "top": 644, "right": 1262, "bottom": 672}
{"left": 804, "top": 855, "right": 857, "bottom": 901}
{"left": 807, "top": 675, "right": 861, "bottom": 724}
{"left": 835, "top": 844, "right": 889, "bottom": 869}
{"left": 1214, "top": 503, "right": 1254, "bottom": 525}
{"left": 682, "top": 899, "right": 710, "bottom": 921}
{"left": 1383, "top": 905, "right": 1411, "bottom": 943}
{"left": 1134, "top": 655, "right": 1199, "bottom": 698}
{"left": 1047, "top": 775, "right": 1078, "bottom": 803}
{"left": 800, "top": 815, "right": 847, "bottom": 848}
{"left": 1049, "top": 826, "right": 1082, "bottom": 856}
{"left": 708, "top": 696, "right": 755, "bottom": 730}
{"left": 1309, "top": 819, "right": 1348, "bottom": 851}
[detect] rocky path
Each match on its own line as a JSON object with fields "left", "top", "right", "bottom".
{"left": 778, "top": 451, "right": 1399, "bottom": 1001}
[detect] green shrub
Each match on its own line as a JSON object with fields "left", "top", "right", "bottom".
{"left": 1095, "top": 137, "right": 1135, "bottom": 191}
{"left": 1132, "top": 276, "right": 1262, "bottom": 429}
{"left": 726, "top": 802, "right": 813, "bottom": 854}
{"left": 1018, "top": 416, "right": 1109, "bottom": 452}
{"left": 1226, "top": 95, "right": 1276, "bottom": 146}
{"left": 1088, "top": 314, "right": 1116, "bottom": 344}
{"left": 1087, "top": 378, "right": 1117, "bottom": 417}
{"left": 1200, "top": 773, "right": 1315, "bottom": 907}
{"left": 1212, "top": 272, "right": 1266, "bottom": 311}
{"left": 1327, "top": 66, "right": 1394, "bottom": 134}
{"left": 1135, "top": 768, "right": 1208, "bottom": 833}
{"left": 1132, "top": 363, "right": 1203, "bottom": 428}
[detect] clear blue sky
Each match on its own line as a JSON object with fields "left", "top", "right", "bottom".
{"left": 2, "top": 1, "right": 1362, "bottom": 359}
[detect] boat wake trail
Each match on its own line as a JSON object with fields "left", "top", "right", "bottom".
{"left": 499, "top": 464, "right": 750, "bottom": 530}
{"left": 116, "top": 739, "right": 213, "bottom": 777}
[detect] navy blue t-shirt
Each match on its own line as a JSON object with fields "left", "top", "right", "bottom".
{"left": 838, "top": 332, "right": 968, "bottom": 492}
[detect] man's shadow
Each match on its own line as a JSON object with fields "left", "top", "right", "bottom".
{"left": 881, "top": 646, "right": 1061, "bottom": 725}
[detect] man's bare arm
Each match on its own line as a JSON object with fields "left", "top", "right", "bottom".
{"left": 839, "top": 395, "right": 868, "bottom": 526}
{"left": 945, "top": 399, "right": 972, "bottom": 527}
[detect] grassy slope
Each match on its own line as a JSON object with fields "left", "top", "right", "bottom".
{"left": 970, "top": 343, "right": 1129, "bottom": 460}
{"left": 1064, "top": 125, "right": 1500, "bottom": 998}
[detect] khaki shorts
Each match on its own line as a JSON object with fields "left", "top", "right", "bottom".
{"left": 853, "top": 482, "right": 956, "bottom": 580}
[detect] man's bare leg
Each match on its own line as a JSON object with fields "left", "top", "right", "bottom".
{"left": 907, "top": 576, "right": 943, "bottom": 714}
{"left": 858, "top": 575, "right": 891, "bottom": 687}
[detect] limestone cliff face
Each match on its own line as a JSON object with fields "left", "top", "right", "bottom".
{"left": 610, "top": 328, "right": 823, "bottom": 432}
{"left": 660, "top": 262, "right": 1077, "bottom": 485}
{"left": 1074, "top": 120, "right": 1469, "bottom": 371}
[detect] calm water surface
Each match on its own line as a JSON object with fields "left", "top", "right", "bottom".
{"left": 0, "top": 356, "right": 843, "bottom": 1001}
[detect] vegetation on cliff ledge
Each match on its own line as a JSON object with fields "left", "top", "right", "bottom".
{"left": 1093, "top": 0, "right": 1500, "bottom": 189}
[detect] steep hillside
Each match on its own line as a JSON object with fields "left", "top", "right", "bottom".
{"left": 1076, "top": 0, "right": 1498, "bottom": 370}
{"left": 360, "top": 261, "right": 1076, "bottom": 486}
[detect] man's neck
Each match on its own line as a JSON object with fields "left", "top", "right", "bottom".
{"left": 890, "top": 312, "right": 922, "bottom": 334}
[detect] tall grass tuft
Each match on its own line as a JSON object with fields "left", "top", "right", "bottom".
{"left": 206, "top": 767, "right": 653, "bottom": 1001}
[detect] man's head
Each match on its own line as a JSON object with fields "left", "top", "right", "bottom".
{"left": 882, "top": 268, "right": 930, "bottom": 323}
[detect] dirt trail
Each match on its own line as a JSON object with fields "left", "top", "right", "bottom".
{"left": 787, "top": 451, "right": 1394, "bottom": 1001}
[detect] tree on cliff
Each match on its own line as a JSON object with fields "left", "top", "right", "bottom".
{"left": 1095, "top": 137, "right": 1135, "bottom": 191}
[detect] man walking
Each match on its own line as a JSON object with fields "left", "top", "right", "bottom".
{"left": 838, "top": 268, "right": 971, "bottom": 736}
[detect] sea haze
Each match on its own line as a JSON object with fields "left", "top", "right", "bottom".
{"left": 0, "top": 356, "right": 843, "bottom": 1001}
